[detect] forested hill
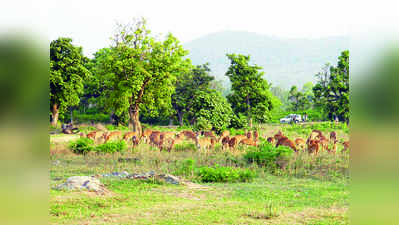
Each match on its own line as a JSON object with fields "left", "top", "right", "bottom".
{"left": 183, "top": 31, "right": 349, "bottom": 89}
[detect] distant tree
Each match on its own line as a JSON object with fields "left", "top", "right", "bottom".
{"left": 225, "top": 54, "right": 274, "bottom": 126}
{"left": 97, "top": 18, "right": 189, "bottom": 134}
{"left": 171, "top": 63, "right": 214, "bottom": 126}
{"left": 313, "top": 50, "right": 349, "bottom": 122}
{"left": 191, "top": 90, "right": 234, "bottom": 132}
{"left": 50, "top": 37, "right": 90, "bottom": 127}
{"left": 288, "top": 83, "right": 313, "bottom": 111}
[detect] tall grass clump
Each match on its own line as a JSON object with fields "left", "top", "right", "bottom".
{"left": 244, "top": 142, "right": 294, "bottom": 172}
{"left": 68, "top": 138, "right": 94, "bottom": 154}
{"left": 195, "top": 165, "right": 256, "bottom": 183}
{"left": 95, "top": 140, "right": 127, "bottom": 153}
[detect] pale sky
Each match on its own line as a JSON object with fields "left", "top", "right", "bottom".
{"left": 2, "top": 0, "right": 399, "bottom": 57}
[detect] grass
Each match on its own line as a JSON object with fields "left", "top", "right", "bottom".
{"left": 50, "top": 122, "right": 349, "bottom": 224}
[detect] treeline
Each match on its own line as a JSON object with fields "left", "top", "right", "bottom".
{"left": 50, "top": 18, "right": 349, "bottom": 133}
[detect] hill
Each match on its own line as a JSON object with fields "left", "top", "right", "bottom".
{"left": 183, "top": 31, "right": 349, "bottom": 89}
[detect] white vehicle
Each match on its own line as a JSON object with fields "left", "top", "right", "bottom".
{"left": 280, "top": 114, "right": 302, "bottom": 124}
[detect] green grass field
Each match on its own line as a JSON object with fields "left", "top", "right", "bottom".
{"left": 50, "top": 122, "right": 349, "bottom": 225}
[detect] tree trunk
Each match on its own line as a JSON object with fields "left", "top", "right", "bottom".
{"left": 51, "top": 104, "right": 59, "bottom": 127}
{"left": 177, "top": 111, "right": 184, "bottom": 126}
{"left": 246, "top": 96, "right": 253, "bottom": 128}
{"left": 129, "top": 104, "right": 142, "bottom": 137}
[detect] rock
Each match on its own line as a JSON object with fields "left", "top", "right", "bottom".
{"left": 156, "top": 174, "right": 181, "bottom": 185}
{"left": 126, "top": 171, "right": 155, "bottom": 180}
{"left": 101, "top": 171, "right": 129, "bottom": 178}
{"left": 56, "top": 176, "right": 106, "bottom": 192}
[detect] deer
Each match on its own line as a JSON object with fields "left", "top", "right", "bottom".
{"left": 104, "top": 131, "right": 122, "bottom": 142}
{"left": 295, "top": 138, "right": 306, "bottom": 151}
{"left": 123, "top": 131, "right": 139, "bottom": 141}
{"left": 218, "top": 130, "right": 230, "bottom": 142}
{"left": 267, "top": 137, "right": 275, "bottom": 144}
{"left": 195, "top": 133, "right": 215, "bottom": 151}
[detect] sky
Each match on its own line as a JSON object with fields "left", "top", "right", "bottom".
{"left": 1, "top": 0, "right": 399, "bottom": 57}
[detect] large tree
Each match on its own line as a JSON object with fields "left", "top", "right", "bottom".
{"left": 313, "top": 50, "right": 349, "bottom": 122}
{"left": 225, "top": 54, "right": 274, "bottom": 127}
{"left": 97, "top": 18, "right": 188, "bottom": 135}
{"left": 50, "top": 37, "right": 90, "bottom": 127}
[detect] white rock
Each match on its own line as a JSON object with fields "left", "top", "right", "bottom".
{"left": 56, "top": 176, "right": 103, "bottom": 192}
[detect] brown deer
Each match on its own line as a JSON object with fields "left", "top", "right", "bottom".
{"left": 342, "top": 141, "right": 349, "bottom": 152}
{"left": 178, "top": 130, "right": 198, "bottom": 142}
{"left": 123, "top": 131, "right": 139, "bottom": 141}
{"left": 195, "top": 133, "right": 215, "bottom": 150}
{"left": 295, "top": 138, "right": 306, "bottom": 151}
{"left": 239, "top": 138, "right": 257, "bottom": 147}
{"left": 104, "top": 131, "right": 122, "bottom": 142}
{"left": 221, "top": 136, "right": 230, "bottom": 150}
{"left": 267, "top": 137, "right": 275, "bottom": 144}
{"left": 307, "top": 139, "right": 320, "bottom": 154}
{"left": 141, "top": 129, "right": 153, "bottom": 143}
{"left": 228, "top": 137, "right": 238, "bottom": 149}
{"left": 330, "top": 131, "right": 337, "bottom": 143}
{"left": 219, "top": 130, "right": 230, "bottom": 142}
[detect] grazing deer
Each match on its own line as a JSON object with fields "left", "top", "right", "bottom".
{"left": 276, "top": 136, "right": 297, "bottom": 152}
{"left": 307, "top": 139, "right": 320, "bottom": 154}
{"left": 239, "top": 138, "right": 257, "bottom": 147}
{"left": 233, "top": 134, "right": 248, "bottom": 144}
{"left": 131, "top": 135, "right": 139, "bottom": 147}
{"left": 195, "top": 133, "right": 215, "bottom": 150}
{"left": 141, "top": 129, "right": 153, "bottom": 143}
{"left": 202, "top": 131, "right": 216, "bottom": 139}
{"left": 253, "top": 130, "right": 259, "bottom": 142}
{"left": 178, "top": 130, "right": 198, "bottom": 142}
{"left": 123, "top": 131, "right": 139, "bottom": 141}
{"left": 228, "top": 137, "right": 238, "bottom": 149}
{"left": 219, "top": 130, "right": 230, "bottom": 142}
{"left": 104, "top": 131, "right": 122, "bottom": 142}
{"left": 330, "top": 131, "right": 337, "bottom": 143}
{"left": 221, "top": 136, "right": 230, "bottom": 150}
{"left": 267, "top": 137, "right": 275, "bottom": 144}
{"left": 86, "top": 131, "right": 97, "bottom": 140}
{"left": 295, "top": 138, "right": 306, "bottom": 151}
{"left": 342, "top": 141, "right": 349, "bottom": 152}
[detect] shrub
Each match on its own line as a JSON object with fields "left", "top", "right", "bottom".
{"left": 244, "top": 142, "right": 293, "bottom": 170}
{"left": 195, "top": 165, "right": 255, "bottom": 183}
{"left": 229, "top": 113, "right": 248, "bottom": 129}
{"left": 95, "top": 140, "right": 127, "bottom": 153}
{"left": 68, "top": 138, "right": 94, "bottom": 154}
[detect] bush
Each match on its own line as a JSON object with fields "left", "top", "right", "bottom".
{"left": 95, "top": 140, "right": 127, "bottom": 153}
{"left": 195, "top": 165, "right": 255, "bottom": 183}
{"left": 229, "top": 113, "right": 248, "bottom": 129}
{"left": 244, "top": 142, "right": 293, "bottom": 170}
{"left": 68, "top": 138, "right": 94, "bottom": 154}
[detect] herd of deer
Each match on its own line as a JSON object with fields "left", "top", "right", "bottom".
{"left": 80, "top": 128, "right": 349, "bottom": 154}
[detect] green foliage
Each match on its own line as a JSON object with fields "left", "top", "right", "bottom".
{"left": 288, "top": 84, "right": 313, "bottom": 111}
{"left": 228, "top": 113, "right": 248, "bottom": 129}
{"left": 172, "top": 142, "right": 197, "bottom": 152}
{"left": 196, "top": 165, "right": 255, "bottom": 183}
{"left": 244, "top": 142, "right": 293, "bottom": 170}
{"left": 225, "top": 54, "right": 275, "bottom": 125}
{"left": 191, "top": 90, "right": 234, "bottom": 132}
{"left": 94, "top": 18, "right": 189, "bottom": 130}
{"left": 50, "top": 37, "right": 90, "bottom": 124}
{"left": 174, "top": 159, "right": 196, "bottom": 177}
{"left": 313, "top": 50, "right": 349, "bottom": 122}
{"left": 105, "top": 124, "right": 129, "bottom": 131}
{"left": 68, "top": 138, "right": 94, "bottom": 154}
{"left": 95, "top": 140, "right": 127, "bottom": 153}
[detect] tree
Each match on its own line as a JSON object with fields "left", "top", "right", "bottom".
{"left": 313, "top": 50, "right": 349, "bottom": 122}
{"left": 97, "top": 18, "right": 188, "bottom": 135}
{"left": 225, "top": 54, "right": 274, "bottom": 126}
{"left": 50, "top": 37, "right": 90, "bottom": 127}
{"left": 171, "top": 63, "right": 214, "bottom": 126}
{"left": 288, "top": 83, "right": 313, "bottom": 111}
{"left": 191, "top": 90, "right": 234, "bottom": 132}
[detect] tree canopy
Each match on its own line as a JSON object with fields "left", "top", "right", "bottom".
{"left": 313, "top": 50, "right": 349, "bottom": 122}
{"left": 95, "top": 18, "right": 189, "bottom": 134}
{"left": 50, "top": 37, "right": 90, "bottom": 126}
{"left": 225, "top": 53, "right": 275, "bottom": 126}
